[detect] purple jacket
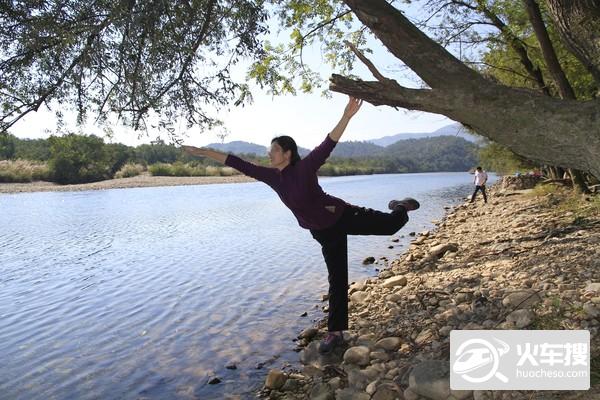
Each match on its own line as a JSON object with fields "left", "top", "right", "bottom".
{"left": 225, "top": 135, "right": 347, "bottom": 230}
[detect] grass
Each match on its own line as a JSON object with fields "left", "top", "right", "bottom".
{"left": 114, "top": 163, "right": 145, "bottom": 179}
{"left": 0, "top": 159, "right": 50, "bottom": 182}
{"left": 148, "top": 162, "right": 238, "bottom": 177}
{"left": 529, "top": 184, "right": 600, "bottom": 219}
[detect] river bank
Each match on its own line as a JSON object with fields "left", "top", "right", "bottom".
{"left": 261, "top": 182, "right": 600, "bottom": 400}
{"left": 0, "top": 173, "right": 254, "bottom": 194}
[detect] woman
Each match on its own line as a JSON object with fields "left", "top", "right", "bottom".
{"left": 182, "top": 96, "right": 419, "bottom": 353}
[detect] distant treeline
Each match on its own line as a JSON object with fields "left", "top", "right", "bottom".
{"left": 0, "top": 133, "right": 478, "bottom": 184}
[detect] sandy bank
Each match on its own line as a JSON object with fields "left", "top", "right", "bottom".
{"left": 0, "top": 173, "right": 255, "bottom": 194}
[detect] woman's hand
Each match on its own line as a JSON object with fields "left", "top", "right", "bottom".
{"left": 343, "top": 96, "right": 363, "bottom": 119}
{"left": 182, "top": 145, "right": 228, "bottom": 164}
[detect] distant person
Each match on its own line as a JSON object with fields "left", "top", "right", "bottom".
{"left": 470, "top": 166, "right": 488, "bottom": 203}
{"left": 182, "top": 97, "right": 419, "bottom": 354}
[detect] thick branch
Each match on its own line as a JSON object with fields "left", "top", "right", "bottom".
{"left": 330, "top": 74, "right": 453, "bottom": 114}
{"left": 342, "top": 0, "right": 484, "bottom": 90}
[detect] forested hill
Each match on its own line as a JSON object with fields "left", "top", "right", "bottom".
{"left": 380, "top": 136, "right": 478, "bottom": 172}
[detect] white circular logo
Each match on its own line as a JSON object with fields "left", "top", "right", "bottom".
{"left": 453, "top": 338, "right": 510, "bottom": 383}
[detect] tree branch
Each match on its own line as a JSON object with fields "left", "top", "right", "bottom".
{"left": 342, "top": 0, "right": 484, "bottom": 90}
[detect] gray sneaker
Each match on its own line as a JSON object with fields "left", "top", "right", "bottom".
{"left": 318, "top": 332, "right": 344, "bottom": 354}
{"left": 388, "top": 197, "right": 420, "bottom": 212}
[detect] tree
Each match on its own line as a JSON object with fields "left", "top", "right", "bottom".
{"left": 0, "top": 134, "right": 16, "bottom": 159}
{"left": 0, "top": 0, "right": 267, "bottom": 132}
{"left": 327, "top": 0, "right": 600, "bottom": 177}
{"left": 1, "top": 0, "right": 599, "bottom": 177}
{"left": 48, "top": 134, "right": 111, "bottom": 184}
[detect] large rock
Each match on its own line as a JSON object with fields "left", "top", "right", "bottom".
{"left": 409, "top": 360, "right": 450, "bottom": 400}
{"left": 309, "top": 382, "right": 334, "bottom": 400}
{"left": 409, "top": 360, "right": 472, "bottom": 400}
{"left": 506, "top": 309, "right": 535, "bottom": 328}
{"left": 429, "top": 243, "right": 459, "bottom": 258}
{"left": 375, "top": 337, "right": 402, "bottom": 351}
{"left": 265, "top": 369, "right": 287, "bottom": 390}
{"left": 372, "top": 382, "right": 403, "bottom": 400}
{"left": 382, "top": 275, "right": 407, "bottom": 288}
{"left": 351, "top": 291, "right": 369, "bottom": 304}
{"left": 300, "top": 341, "right": 321, "bottom": 365}
{"left": 336, "top": 388, "right": 371, "bottom": 400}
{"left": 415, "top": 328, "right": 434, "bottom": 346}
{"left": 585, "top": 282, "right": 600, "bottom": 296}
{"left": 583, "top": 303, "right": 600, "bottom": 319}
{"left": 299, "top": 327, "right": 318, "bottom": 340}
{"left": 343, "top": 346, "right": 371, "bottom": 366}
{"left": 346, "top": 368, "right": 370, "bottom": 390}
{"left": 502, "top": 290, "right": 542, "bottom": 309}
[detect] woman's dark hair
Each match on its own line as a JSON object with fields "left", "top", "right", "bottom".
{"left": 271, "top": 136, "right": 301, "bottom": 165}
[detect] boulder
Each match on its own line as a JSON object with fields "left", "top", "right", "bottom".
{"left": 343, "top": 346, "right": 371, "bottom": 366}
{"left": 429, "top": 243, "right": 459, "bottom": 258}
{"left": 382, "top": 275, "right": 408, "bottom": 288}
{"left": 375, "top": 337, "right": 402, "bottom": 351}
{"left": 265, "top": 369, "right": 287, "bottom": 390}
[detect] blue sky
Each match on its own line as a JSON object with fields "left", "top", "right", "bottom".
{"left": 8, "top": 3, "right": 456, "bottom": 149}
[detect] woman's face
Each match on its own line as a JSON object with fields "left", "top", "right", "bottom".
{"left": 268, "top": 142, "right": 291, "bottom": 169}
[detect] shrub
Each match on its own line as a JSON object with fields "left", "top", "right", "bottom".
{"left": 0, "top": 160, "right": 50, "bottom": 182}
{"left": 148, "top": 163, "right": 174, "bottom": 176}
{"left": 114, "top": 163, "right": 145, "bottom": 179}
{"left": 204, "top": 166, "right": 221, "bottom": 176}
{"left": 219, "top": 167, "right": 237, "bottom": 176}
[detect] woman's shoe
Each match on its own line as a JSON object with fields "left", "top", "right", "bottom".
{"left": 318, "top": 332, "right": 344, "bottom": 354}
{"left": 388, "top": 197, "right": 420, "bottom": 212}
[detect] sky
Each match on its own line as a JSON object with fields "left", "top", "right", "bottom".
{"left": 7, "top": 3, "right": 456, "bottom": 150}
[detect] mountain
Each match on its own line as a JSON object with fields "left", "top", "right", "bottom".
{"left": 205, "top": 141, "right": 268, "bottom": 155}
{"left": 381, "top": 135, "right": 478, "bottom": 172}
{"left": 332, "top": 141, "right": 384, "bottom": 158}
{"left": 369, "top": 123, "right": 479, "bottom": 146}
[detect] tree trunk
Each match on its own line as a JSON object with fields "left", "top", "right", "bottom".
{"left": 545, "top": 0, "right": 600, "bottom": 86}
{"left": 569, "top": 168, "right": 591, "bottom": 193}
{"left": 334, "top": 0, "right": 600, "bottom": 178}
{"left": 523, "top": 0, "right": 576, "bottom": 99}
{"left": 474, "top": 0, "right": 550, "bottom": 95}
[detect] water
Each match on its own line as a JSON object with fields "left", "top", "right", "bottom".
{"left": 0, "top": 172, "right": 490, "bottom": 399}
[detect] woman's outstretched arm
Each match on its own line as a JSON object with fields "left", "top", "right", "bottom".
{"left": 328, "top": 97, "right": 363, "bottom": 142}
{"left": 182, "top": 145, "right": 278, "bottom": 185}
{"left": 181, "top": 146, "right": 228, "bottom": 164}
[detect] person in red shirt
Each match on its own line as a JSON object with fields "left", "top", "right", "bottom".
{"left": 183, "top": 97, "right": 419, "bottom": 353}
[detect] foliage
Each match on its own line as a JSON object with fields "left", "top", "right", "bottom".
{"left": 105, "top": 143, "right": 135, "bottom": 176}
{"left": 135, "top": 143, "right": 181, "bottom": 165}
{"left": 0, "top": 134, "right": 16, "bottom": 159}
{"left": 0, "top": 159, "right": 50, "bottom": 182}
{"left": 0, "top": 0, "right": 268, "bottom": 133}
{"left": 479, "top": 141, "right": 537, "bottom": 175}
{"left": 148, "top": 162, "right": 237, "bottom": 177}
{"left": 48, "top": 134, "right": 112, "bottom": 184}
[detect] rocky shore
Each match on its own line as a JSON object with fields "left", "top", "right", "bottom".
{"left": 0, "top": 173, "right": 254, "bottom": 194}
{"left": 260, "top": 180, "right": 600, "bottom": 400}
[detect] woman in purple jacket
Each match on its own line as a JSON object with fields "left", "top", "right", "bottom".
{"left": 183, "top": 97, "right": 419, "bottom": 353}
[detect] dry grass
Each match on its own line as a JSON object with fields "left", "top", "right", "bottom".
{"left": 0, "top": 159, "right": 50, "bottom": 183}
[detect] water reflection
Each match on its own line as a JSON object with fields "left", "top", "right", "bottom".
{"left": 0, "top": 172, "right": 491, "bottom": 399}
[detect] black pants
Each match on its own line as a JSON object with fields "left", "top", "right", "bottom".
{"left": 471, "top": 185, "right": 487, "bottom": 203}
{"left": 310, "top": 205, "right": 409, "bottom": 332}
